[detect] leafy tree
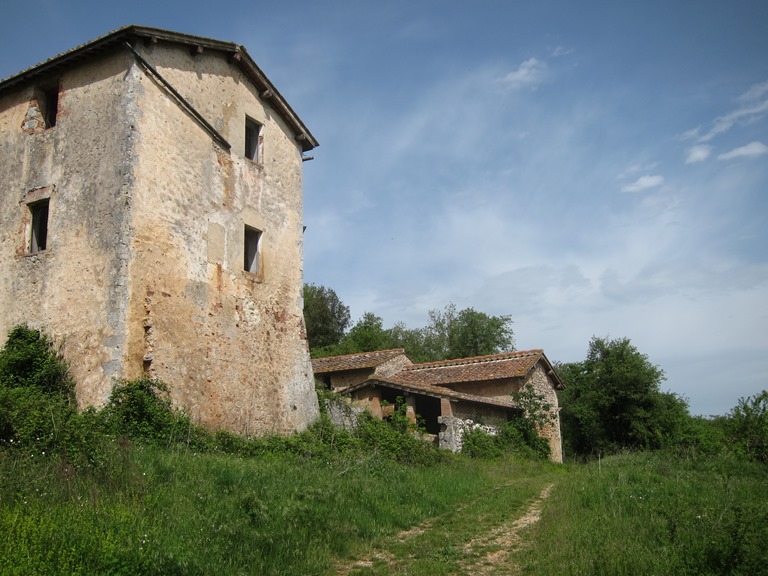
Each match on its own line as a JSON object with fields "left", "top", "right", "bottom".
{"left": 448, "top": 307, "right": 514, "bottom": 358}
{"left": 421, "top": 304, "right": 514, "bottom": 361}
{"left": 313, "top": 312, "right": 396, "bottom": 358}
{"left": 307, "top": 299, "right": 515, "bottom": 363}
{"left": 559, "top": 336, "right": 689, "bottom": 457}
{"left": 342, "top": 312, "right": 393, "bottom": 353}
{"left": 303, "top": 284, "right": 351, "bottom": 349}
{"left": 729, "top": 390, "right": 768, "bottom": 463}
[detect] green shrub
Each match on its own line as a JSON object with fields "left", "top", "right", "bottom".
{"left": 0, "top": 325, "right": 73, "bottom": 396}
{"left": 462, "top": 419, "right": 550, "bottom": 460}
{"left": 0, "top": 325, "right": 80, "bottom": 460}
{"left": 729, "top": 390, "right": 768, "bottom": 464}
{"left": 100, "top": 377, "right": 195, "bottom": 447}
{"left": 461, "top": 427, "right": 503, "bottom": 458}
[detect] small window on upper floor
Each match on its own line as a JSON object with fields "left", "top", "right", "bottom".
{"left": 244, "top": 117, "right": 262, "bottom": 162}
{"left": 244, "top": 225, "right": 262, "bottom": 275}
{"left": 29, "top": 199, "right": 50, "bottom": 253}
{"left": 40, "top": 84, "right": 59, "bottom": 128}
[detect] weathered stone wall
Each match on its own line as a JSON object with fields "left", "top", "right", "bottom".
{"left": 0, "top": 51, "right": 136, "bottom": 407}
{"left": 526, "top": 363, "right": 563, "bottom": 462}
{"left": 330, "top": 368, "right": 374, "bottom": 391}
{"left": 122, "top": 43, "right": 318, "bottom": 435}
{"left": 0, "top": 41, "right": 319, "bottom": 435}
{"left": 324, "top": 396, "right": 364, "bottom": 431}
{"left": 438, "top": 415, "right": 500, "bottom": 453}
{"left": 445, "top": 378, "right": 518, "bottom": 400}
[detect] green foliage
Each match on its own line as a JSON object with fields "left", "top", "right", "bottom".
{"left": 312, "top": 303, "right": 515, "bottom": 363}
{"left": 0, "top": 325, "right": 83, "bottom": 462}
{"left": 303, "top": 283, "right": 351, "bottom": 349}
{"left": 408, "top": 303, "right": 514, "bottom": 362}
{"left": 0, "top": 325, "right": 73, "bottom": 396}
{"left": 729, "top": 390, "right": 768, "bottom": 464}
{"left": 462, "top": 418, "right": 550, "bottom": 460}
{"left": 512, "top": 383, "right": 554, "bottom": 429}
{"left": 100, "top": 377, "right": 195, "bottom": 446}
{"left": 559, "top": 336, "right": 691, "bottom": 458}
{"left": 446, "top": 306, "right": 514, "bottom": 359}
{"left": 518, "top": 451, "right": 767, "bottom": 576}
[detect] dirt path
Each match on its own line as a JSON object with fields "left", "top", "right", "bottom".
{"left": 334, "top": 482, "right": 555, "bottom": 575}
{"left": 457, "top": 483, "right": 554, "bottom": 575}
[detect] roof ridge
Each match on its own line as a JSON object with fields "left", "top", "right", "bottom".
{"left": 312, "top": 348, "right": 405, "bottom": 361}
{"left": 403, "top": 349, "right": 542, "bottom": 371}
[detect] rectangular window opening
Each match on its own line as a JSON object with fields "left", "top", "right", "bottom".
{"left": 244, "top": 118, "right": 262, "bottom": 162}
{"left": 29, "top": 199, "right": 50, "bottom": 253}
{"left": 244, "top": 225, "right": 262, "bottom": 275}
{"left": 41, "top": 85, "right": 59, "bottom": 128}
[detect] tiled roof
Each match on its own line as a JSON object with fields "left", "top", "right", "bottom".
{"left": 311, "top": 349, "right": 408, "bottom": 374}
{"left": 393, "top": 349, "right": 545, "bottom": 387}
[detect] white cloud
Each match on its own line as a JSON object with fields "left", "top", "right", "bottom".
{"left": 685, "top": 144, "right": 712, "bottom": 164}
{"left": 697, "top": 96, "right": 768, "bottom": 143}
{"left": 551, "top": 46, "right": 573, "bottom": 58}
{"left": 717, "top": 141, "right": 768, "bottom": 160}
{"left": 621, "top": 174, "right": 665, "bottom": 193}
{"left": 738, "top": 80, "right": 768, "bottom": 102}
{"left": 681, "top": 81, "right": 768, "bottom": 147}
{"left": 618, "top": 162, "right": 659, "bottom": 179}
{"left": 498, "top": 57, "right": 547, "bottom": 89}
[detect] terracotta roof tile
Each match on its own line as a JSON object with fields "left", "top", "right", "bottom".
{"left": 311, "top": 349, "right": 408, "bottom": 374}
{"left": 393, "top": 349, "right": 544, "bottom": 387}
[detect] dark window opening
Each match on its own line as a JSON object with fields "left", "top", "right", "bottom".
{"left": 244, "top": 118, "right": 261, "bottom": 161}
{"left": 41, "top": 85, "right": 59, "bottom": 128}
{"left": 244, "top": 225, "right": 262, "bottom": 274}
{"left": 29, "top": 199, "right": 49, "bottom": 253}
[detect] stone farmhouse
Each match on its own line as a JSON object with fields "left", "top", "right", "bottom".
{"left": 312, "top": 349, "right": 565, "bottom": 462}
{"left": 0, "top": 26, "right": 320, "bottom": 435}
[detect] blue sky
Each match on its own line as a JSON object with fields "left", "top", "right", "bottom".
{"left": 2, "top": 1, "right": 766, "bottom": 415}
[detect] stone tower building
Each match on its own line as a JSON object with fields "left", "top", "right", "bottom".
{"left": 0, "top": 26, "right": 320, "bottom": 435}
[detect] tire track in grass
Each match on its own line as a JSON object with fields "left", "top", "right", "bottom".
{"left": 458, "top": 483, "right": 554, "bottom": 575}
{"left": 334, "top": 481, "right": 555, "bottom": 575}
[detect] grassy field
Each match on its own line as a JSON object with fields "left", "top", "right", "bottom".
{"left": 1, "top": 445, "right": 765, "bottom": 575}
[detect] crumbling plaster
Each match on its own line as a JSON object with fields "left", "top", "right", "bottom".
{"left": 0, "top": 40, "right": 319, "bottom": 436}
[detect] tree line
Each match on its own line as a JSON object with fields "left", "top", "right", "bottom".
{"left": 303, "top": 283, "right": 514, "bottom": 362}
{"left": 304, "top": 283, "right": 768, "bottom": 462}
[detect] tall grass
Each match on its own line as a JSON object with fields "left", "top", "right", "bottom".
{"left": 0, "top": 444, "right": 528, "bottom": 575}
{"left": 519, "top": 451, "right": 768, "bottom": 576}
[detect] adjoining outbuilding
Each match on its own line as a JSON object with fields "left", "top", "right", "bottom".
{"left": 312, "top": 349, "right": 565, "bottom": 462}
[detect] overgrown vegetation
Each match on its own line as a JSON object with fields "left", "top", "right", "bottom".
{"left": 558, "top": 336, "right": 692, "bottom": 458}
{"left": 1, "top": 325, "right": 766, "bottom": 574}
{"left": 518, "top": 451, "right": 767, "bottom": 576}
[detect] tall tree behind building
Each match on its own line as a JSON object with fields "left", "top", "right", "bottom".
{"left": 302, "top": 284, "right": 351, "bottom": 349}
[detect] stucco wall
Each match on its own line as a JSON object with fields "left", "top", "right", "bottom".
{"left": 123, "top": 43, "right": 317, "bottom": 435}
{"left": 0, "top": 51, "right": 135, "bottom": 407}
{"left": 0, "top": 41, "right": 319, "bottom": 436}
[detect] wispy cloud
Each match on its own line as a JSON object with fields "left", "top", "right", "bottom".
{"left": 621, "top": 174, "right": 665, "bottom": 193}
{"left": 685, "top": 80, "right": 768, "bottom": 144}
{"left": 718, "top": 140, "right": 768, "bottom": 160}
{"left": 617, "top": 162, "right": 659, "bottom": 181}
{"left": 738, "top": 80, "right": 768, "bottom": 102}
{"left": 498, "top": 57, "right": 547, "bottom": 90}
{"left": 551, "top": 46, "right": 573, "bottom": 58}
{"left": 686, "top": 144, "right": 712, "bottom": 164}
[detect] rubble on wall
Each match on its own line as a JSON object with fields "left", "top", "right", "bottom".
{"left": 438, "top": 415, "right": 499, "bottom": 453}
